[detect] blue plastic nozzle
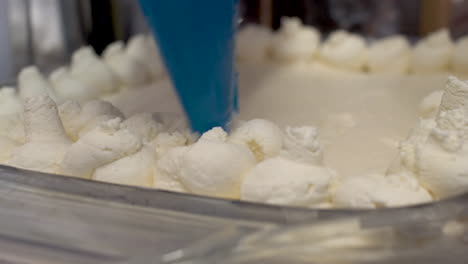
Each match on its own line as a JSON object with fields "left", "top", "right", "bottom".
{"left": 139, "top": 0, "right": 239, "bottom": 134}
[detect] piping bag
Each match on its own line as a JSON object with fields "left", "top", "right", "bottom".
{"left": 139, "top": 0, "right": 239, "bottom": 134}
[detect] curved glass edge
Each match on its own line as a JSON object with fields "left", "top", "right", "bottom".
{"left": 1, "top": 165, "right": 466, "bottom": 224}
{"left": 0, "top": 166, "right": 269, "bottom": 264}
{"left": 164, "top": 195, "right": 468, "bottom": 264}
{"left": 1, "top": 165, "right": 468, "bottom": 263}
{"left": 0, "top": 165, "right": 366, "bottom": 224}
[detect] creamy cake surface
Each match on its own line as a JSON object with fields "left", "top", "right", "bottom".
{"left": 2, "top": 18, "right": 468, "bottom": 209}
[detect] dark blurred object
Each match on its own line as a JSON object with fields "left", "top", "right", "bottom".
{"left": 303, "top": 0, "right": 339, "bottom": 34}
{"left": 86, "top": 0, "right": 115, "bottom": 54}
{"left": 420, "top": 0, "right": 451, "bottom": 35}
{"left": 274, "top": 0, "right": 406, "bottom": 38}
{"left": 111, "top": 0, "right": 149, "bottom": 40}
{"left": 398, "top": 1, "right": 422, "bottom": 38}
{"left": 451, "top": 0, "right": 468, "bottom": 38}
{"left": 328, "top": 0, "right": 374, "bottom": 33}
{"left": 77, "top": 0, "right": 150, "bottom": 53}
{"left": 241, "top": 0, "right": 416, "bottom": 38}
{"left": 240, "top": 0, "right": 260, "bottom": 25}
{"left": 271, "top": 1, "right": 308, "bottom": 29}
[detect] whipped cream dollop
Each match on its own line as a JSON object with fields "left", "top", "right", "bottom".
{"left": 281, "top": 126, "right": 323, "bottom": 164}
{"left": 70, "top": 47, "right": 120, "bottom": 95}
{"left": 151, "top": 131, "right": 194, "bottom": 158}
{"left": 367, "top": 36, "right": 411, "bottom": 74}
{"left": 49, "top": 67, "right": 100, "bottom": 103}
{"left": 155, "top": 146, "right": 190, "bottom": 192}
{"left": 319, "top": 30, "right": 368, "bottom": 71}
{"left": 18, "top": 66, "right": 59, "bottom": 102}
{"left": 241, "top": 157, "right": 334, "bottom": 206}
{"left": 93, "top": 117, "right": 183, "bottom": 188}
{"left": 93, "top": 145, "right": 156, "bottom": 188}
{"left": 0, "top": 87, "right": 23, "bottom": 115}
{"left": 123, "top": 113, "right": 162, "bottom": 143}
{"left": 103, "top": 41, "right": 150, "bottom": 87}
{"left": 0, "top": 114, "right": 25, "bottom": 144}
{"left": 386, "top": 117, "right": 437, "bottom": 179}
{"left": 419, "top": 90, "right": 444, "bottom": 119}
{"left": 410, "top": 77, "right": 468, "bottom": 198}
{"left": 162, "top": 128, "right": 256, "bottom": 199}
{"left": 385, "top": 76, "right": 468, "bottom": 200}
{"left": 271, "top": 17, "right": 320, "bottom": 62}
{"left": 333, "top": 172, "right": 432, "bottom": 208}
{"left": 126, "top": 35, "right": 166, "bottom": 80}
{"left": 235, "top": 21, "right": 468, "bottom": 78}
{"left": 58, "top": 100, "right": 124, "bottom": 141}
{"left": 8, "top": 96, "right": 71, "bottom": 174}
{"left": 411, "top": 29, "right": 453, "bottom": 74}
{"left": 60, "top": 118, "right": 142, "bottom": 178}
{"left": 230, "top": 119, "right": 283, "bottom": 162}
{"left": 237, "top": 24, "right": 273, "bottom": 64}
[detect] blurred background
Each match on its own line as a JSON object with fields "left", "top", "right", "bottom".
{"left": 1, "top": 0, "right": 468, "bottom": 85}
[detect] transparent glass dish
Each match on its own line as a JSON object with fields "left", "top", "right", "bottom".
{"left": 2, "top": 2, "right": 468, "bottom": 261}
{"left": 167, "top": 196, "right": 468, "bottom": 264}
{"left": 1, "top": 165, "right": 468, "bottom": 263}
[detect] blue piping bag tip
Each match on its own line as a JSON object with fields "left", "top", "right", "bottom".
{"left": 139, "top": 0, "right": 239, "bottom": 134}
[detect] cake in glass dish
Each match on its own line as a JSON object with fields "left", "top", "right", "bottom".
{"left": 2, "top": 17, "right": 468, "bottom": 209}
